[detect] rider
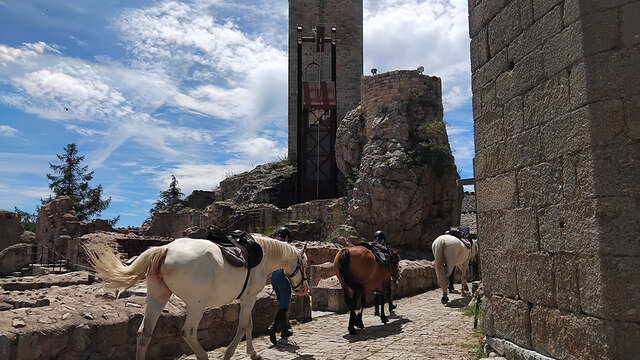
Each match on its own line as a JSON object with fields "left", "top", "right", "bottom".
{"left": 372, "top": 230, "right": 397, "bottom": 314}
{"left": 269, "top": 226, "right": 294, "bottom": 345}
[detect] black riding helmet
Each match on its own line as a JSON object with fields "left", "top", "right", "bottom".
{"left": 276, "top": 226, "right": 291, "bottom": 241}
{"left": 374, "top": 230, "right": 385, "bottom": 242}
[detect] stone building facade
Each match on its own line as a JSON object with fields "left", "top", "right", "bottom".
{"left": 470, "top": 0, "right": 640, "bottom": 358}
{"left": 288, "top": 0, "right": 363, "bottom": 163}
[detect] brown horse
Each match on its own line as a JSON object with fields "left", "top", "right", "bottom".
{"left": 333, "top": 245, "right": 400, "bottom": 335}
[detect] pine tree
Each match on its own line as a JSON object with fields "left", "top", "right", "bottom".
{"left": 149, "top": 175, "right": 184, "bottom": 215}
{"left": 45, "top": 143, "right": 111, "bottom": 221}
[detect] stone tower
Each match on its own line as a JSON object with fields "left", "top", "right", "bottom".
{"left": 288, "top": 0, "right": 363, "bottom": 164}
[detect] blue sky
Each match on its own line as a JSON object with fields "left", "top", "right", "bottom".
{"left": 0, "top": 0, "right": 473, "bottom": 227}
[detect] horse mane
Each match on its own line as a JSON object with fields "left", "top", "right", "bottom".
{"left": 252, "top": 234, "right": 298, "bottom": 269}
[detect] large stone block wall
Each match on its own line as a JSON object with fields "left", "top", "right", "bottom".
{"left": 471, "top": 0, "right": 640, "bottom": 359}
{"left": 288, "top": 0, "right": 363, "bottom": 163}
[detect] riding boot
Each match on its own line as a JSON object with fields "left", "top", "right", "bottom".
{"left": 269, "top": 309, "right": 283, "bottom": 345}
{"left": 281, "top": 309, "right": 293, "bottom": 337}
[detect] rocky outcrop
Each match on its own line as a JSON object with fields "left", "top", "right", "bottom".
{"left": 219, "top": 160, "right": 297, "bottom": 208}
{"left": 183, "top": 190, "right": 217, "bottom": 210}
{"left": 0, "top": 244, "right": 32, "bottom": 275}
{"left": 0, "top": 210, "right": 24, "bottom": 251}
{"left": 335, "top": 106, "right": 366, "bottom": 181}
{"left": 338, "top": 71, "right": 463, "bottom": 250}
{"left": 35, "top": 196, "right": 113, "bottom": 267}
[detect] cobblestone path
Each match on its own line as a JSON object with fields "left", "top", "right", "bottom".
{"left": 182, "top": 289, "right": 480, "bottom": 360}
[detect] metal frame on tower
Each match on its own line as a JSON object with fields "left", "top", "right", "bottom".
{"left": 296, "top": 25, "right": 337, "bottom": 202}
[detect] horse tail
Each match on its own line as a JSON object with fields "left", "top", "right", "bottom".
{"left": 335, "top": 249, "right": 362, "bottom": 310}
{"left": 432, "top": 236, "right": 448, "bottom": 291}
{"left": 85, "top": 244, "right": 168, "bottom": 296}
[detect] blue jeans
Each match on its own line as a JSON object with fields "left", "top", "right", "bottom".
{"left": 270, "top": 269, "right": 291, "bottom": 310}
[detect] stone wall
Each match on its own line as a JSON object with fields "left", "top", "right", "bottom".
{"left": 142, "top": 197, "right": 348, "bottom": 242}
{"left": 470, "top": 1, "right": 640, "bottom": 359}
{"left": 288, "top": 0, "right": 363, "bottom": 163}
{"left": 0, "top": 280, "right": 311, "bottom": 360}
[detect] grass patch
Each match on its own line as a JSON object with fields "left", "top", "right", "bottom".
{"left": 325, "top": 228, "right": 352, "bottom": 243}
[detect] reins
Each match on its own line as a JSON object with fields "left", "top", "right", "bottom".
{"left": 286, "top": 256, "right": 306, "bottom": 291}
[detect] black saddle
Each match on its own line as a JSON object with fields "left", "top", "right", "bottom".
{"left": 444, "top": 229, "right": 474, "bottom": 249}
{"left": 207, "top": 228, "right": 263, "bottom": 268}
{"left": 356, "top": 242, "right": 393, "bottom": 266}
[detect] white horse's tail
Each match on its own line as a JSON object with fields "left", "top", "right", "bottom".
{"left": 85, "top": 245, "right": 168, "bottom": 294}
{"left": 432, "top": 237, "right": 448, "bottom": 291}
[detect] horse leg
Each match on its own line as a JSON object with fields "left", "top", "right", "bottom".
{"left": 181, "top": 305, "right": 207, "bottom": 360}
{"left": 387, "top": 279, "right": 397, "bottom": 313}
{"left": 356, "top": 292, "right": 365, "bottom": 329}
{"left": 241, "top": 297, "right": 261, "bottom": 360}
{"left": 374, "top": 290, "right": 380, "bottom": 316}
{"left": 377, "top": 292, "right": 388, "bottom": 324}
{"left": 448, "top": 268, "right": 455, "bottom": 292}
{"left": 224, "top": 297, "right": 257, "bottom": 360}
{"left": 460, "top": 262, "right": 470, "bottom": 295}
{"left": 348, "top": 310, "right": 357, "bottom": 335}
{"left": 137, "top": 275, "right": 171, "bottom": 360}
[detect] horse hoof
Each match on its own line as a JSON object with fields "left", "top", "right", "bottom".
{"left": 441, "top": 296, "right": 449, "bottom": 304}
{"left": 356, "top": 321, "right": 365, "bottom": 329}
{"left": 389, "top": 304, "right": 397, "bottom": 312}
{"left": 348, "top": 327, "right": 357, "bottom": 335}
{"left": 381, "top": 316, "right": 388, "bottom": 324}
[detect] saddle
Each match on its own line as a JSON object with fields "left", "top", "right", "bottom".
{"left": 444, "top": 229, "right": 473, "bottom": 249}
{"left": 206, "top": 228, "right": 263, "bottom": 269}
{"left": 356, "top": 242, "right": 393, "bottom": 267}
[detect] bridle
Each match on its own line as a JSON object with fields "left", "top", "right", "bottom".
{"left": 285, "top": 256, "right": 306, "bottom": 291}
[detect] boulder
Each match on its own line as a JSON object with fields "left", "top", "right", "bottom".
{"left": 0, "top": 244, "right": 32, "bottom": 275}
{"left": 219, "top": 160, "right": 297, "bottom": 208}
{"left": 19, "top": 231, "right": 36, "bottom": 244}
{"left": 310, "top": 262, "right": 336, "bottom": 287}
{"left": 0, "top": 210, "right": 24, "bottom": 251}
{"left": 183, "top": 190, "right": 217, "bottom": 210}
{"left": 339, "top": 71, "right": 463, "bottom": 251}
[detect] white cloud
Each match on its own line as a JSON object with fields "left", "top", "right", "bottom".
{"left": 0, "top": 125, "right": 18, "bottom": 137}
{"left": 363, "top": 0, "right": 471, "bottom": 110}
{"left": 0, "top": 183, "right": 51, "bottom": 199}
{"left": 233, "top": 136, "right": 287, "bottom": 163}
{"left": 0, "top": 152, "right": 54, "bottom": 175}
{"left": 152, "top": 162, "right": 253, "bottom": 195}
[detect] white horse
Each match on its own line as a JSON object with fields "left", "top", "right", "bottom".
{"left": 432, "top": 234, "right": 478, "bottom": 304}
{"left": 86, "top": 235, "right": 309, "bottom": 360}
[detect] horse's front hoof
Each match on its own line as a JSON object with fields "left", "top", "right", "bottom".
{"left": 389, "top": 304, "right": 397, "bottom": 312}
{"left": 348, "top": 326, "right": 357, "bottom": 335}
{"left": 356, "top": 319, "right": 365, "bottom": 329}
{"left": 441, "top": 296, "right": 449, "bottom": 304}
{"left": 381, "top": 315, "right": 388, "bottom": 324}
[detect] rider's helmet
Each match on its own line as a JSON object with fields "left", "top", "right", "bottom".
{"left": 276, "top": 226, "right": 291, "bottom": 242}
{"left": 374, "top": 230, "right": 385, "bottom": 242}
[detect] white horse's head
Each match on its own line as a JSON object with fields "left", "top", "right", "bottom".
{"left": 284, "top": 242, "right": 310, "bottom": 296}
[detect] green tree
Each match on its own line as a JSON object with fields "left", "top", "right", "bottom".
{"left": 150, "top": 175, "right": 184, "bottom": 215}
{"left": 14, "top": 207, "right": 37, "bottom": 232}
{"left": 45, "top": 143, "right": 111, "bottom": 221}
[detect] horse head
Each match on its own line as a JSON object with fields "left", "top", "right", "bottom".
{"left": 389, "top": 249, "right": 401, "bottom": 284}
{"left": 285, "top": 242, "right": 310, "bottom": 296}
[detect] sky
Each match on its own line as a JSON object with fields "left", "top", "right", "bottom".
{"left": 0, "top": 0, "right": 474, "bottom": 227}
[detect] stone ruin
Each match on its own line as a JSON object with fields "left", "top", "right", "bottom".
{"left": 470, "top": 0, "right": 640, "bottom": 358}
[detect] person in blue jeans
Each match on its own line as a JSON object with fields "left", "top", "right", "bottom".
{"left": 270, "top": 226, "right": 293, "bottom": 345}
